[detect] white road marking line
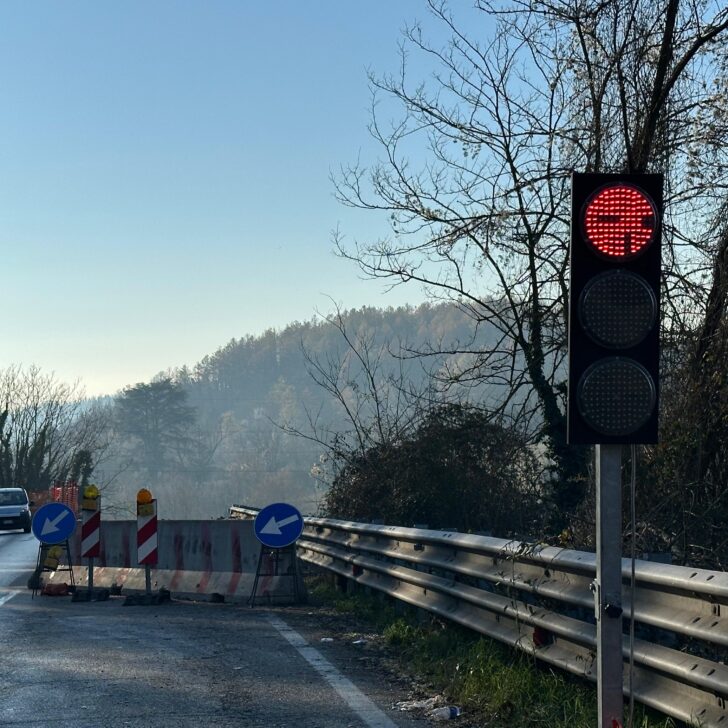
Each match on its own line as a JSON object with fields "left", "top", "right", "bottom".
{"left": 0, "top": 592, "right": 17, "bottom": 607}
{"left": 267, "top": 614, "right": 398, "bottom": 728}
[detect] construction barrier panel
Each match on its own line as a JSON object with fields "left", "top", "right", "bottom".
{"left": 80, "top": 509, "right": 101, "bottom": 558}
{"left": 137, "top": 500, "right": 158, "bottom": 565}
{"left": 64, "top": 520, "right": 297, "bottom": 603}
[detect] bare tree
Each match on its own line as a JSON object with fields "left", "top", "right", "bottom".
{"left": 283, "top": 303, "right": 428, "bottom": 483}
{"left": 333, "top": 0, "right": 728, "bottom": 519}
{"left": 0, "top": 365, "right": 107, "bottom": 490}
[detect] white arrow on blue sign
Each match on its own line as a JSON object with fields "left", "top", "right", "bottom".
{"left": 254, "top": 502, "right": 303, "bottom": 549}
{"left": 31, "top": 502, "right": 77, "bottom": 545}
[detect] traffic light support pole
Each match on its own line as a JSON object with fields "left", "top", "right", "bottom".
{"left": 595, "top": 444, "right": 623, "bottom": 728}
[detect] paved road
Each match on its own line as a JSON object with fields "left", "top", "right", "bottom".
{"left": 0, "top": 528, "right": 37, "bottom": 593}
{"left": 0, "top": 534, "right": 431, "bottom": 727}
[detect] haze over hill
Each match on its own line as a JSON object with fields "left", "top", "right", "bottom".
{"left": 98, "top": 302, "right": 508, "bottom": 518}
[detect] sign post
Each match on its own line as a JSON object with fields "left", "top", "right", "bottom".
{"left": 568, "top": 173, "right": 663, "bottom": 728}
{"left": 250, "top": 502, "right": 304, "bottom": 605}
{"left": 595, "top": 445, "right": 624, "bottom": 726}
{"left": 31, "top": 502, "right": 78, "bottom": 596}
{"left": 136, "top": 488, "right": 158, "bottom": 596}
{"left": 81, "top": 484, "right": 101, "bottom": 597}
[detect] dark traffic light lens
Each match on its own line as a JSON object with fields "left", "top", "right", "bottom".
{"left": 583, "top": 184, "right": 657, "bottom": 259}
{"left": 579, "top": 270, "right": 657, "bottom": 349}
{"left": 577, "top": 358, "right": 656, "bottom": 436}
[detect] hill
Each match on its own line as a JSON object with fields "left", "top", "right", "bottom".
{"left": 100, "top": 302, "right": 506, "bottom": 518}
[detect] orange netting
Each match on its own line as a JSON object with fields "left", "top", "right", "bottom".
{"left": 51, "top": 480, "right": 79, "bottom": 513}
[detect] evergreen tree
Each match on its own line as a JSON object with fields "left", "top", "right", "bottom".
{"left": 115, "top": 379, "right": 195, "bottom": 480}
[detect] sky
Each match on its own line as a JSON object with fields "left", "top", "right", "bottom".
{"left": 0, "top": 1, "right": 457, "bottom": 396}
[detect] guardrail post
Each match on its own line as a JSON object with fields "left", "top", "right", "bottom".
{"left": 596, "top": 444, "right": 623, "bottom": 728}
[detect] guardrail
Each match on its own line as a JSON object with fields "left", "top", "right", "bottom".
{"left": 229, "top": 505, "right": 728, "bottom": 727}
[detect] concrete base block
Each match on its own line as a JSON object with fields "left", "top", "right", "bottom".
{"left": 58, "top": 566, "right": 296, "bottom": 604}
{"left": 61, "top": 520, "right": 303, "bottom": 604}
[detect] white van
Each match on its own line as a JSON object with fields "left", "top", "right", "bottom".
{"left": 0, "top": 488, "right": 33, "bottom": 533}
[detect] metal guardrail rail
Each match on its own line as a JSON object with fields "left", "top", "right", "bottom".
{"left": 230, "top": 505, "right": 728, "bottom": 727}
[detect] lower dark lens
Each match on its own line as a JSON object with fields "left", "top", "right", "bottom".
{"left": 579, "top": 270, "right": 657, "bottom": 349}
{"left": 577, "top": 358, "right": 656, "bottom": 437}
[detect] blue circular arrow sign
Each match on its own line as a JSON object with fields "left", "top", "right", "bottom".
{"left": 254, "top": 502, "right": 303, "bottom": 549}
{"left": 32, "top": 502, "right": 77, "bottom": 544}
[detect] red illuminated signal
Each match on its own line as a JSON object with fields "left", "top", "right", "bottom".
{"left": 583, "top": 184, "right": 657, "bottom": 259}
{"left": 568, "top": 173, "right": 663, "bottom": 444}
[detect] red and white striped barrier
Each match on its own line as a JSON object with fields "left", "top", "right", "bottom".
{"left": 81, "top": 509, "right": 101, "bottom": 558}
{"left": 137, "top": 500, "right": 158, "bottom": 565}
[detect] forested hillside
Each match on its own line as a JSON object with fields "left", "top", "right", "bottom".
{"left": 97, "top": 302, "right": 510, "bottom": 520}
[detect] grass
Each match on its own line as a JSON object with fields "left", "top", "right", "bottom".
{"left": 307, "top": 575, "right": 683, "bottom": 728}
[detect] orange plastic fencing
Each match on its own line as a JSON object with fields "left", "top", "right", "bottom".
{"left": 51, "top": 480, "right": 79, "bottom": 513}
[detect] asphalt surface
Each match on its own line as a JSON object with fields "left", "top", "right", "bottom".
{"left": 0, "top": 532, "right": 437, "bottom": 728}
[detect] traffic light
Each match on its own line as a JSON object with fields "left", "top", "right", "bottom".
{"left": 567, "top": 173, "right": 662, "bottom": 445}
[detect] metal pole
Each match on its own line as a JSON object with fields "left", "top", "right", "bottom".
{"left": 596, "top": 444, "right": 624, "bottom": 728}
{"left": 145, "top": 563, "right": 151, "bottom": 596}
{"left": 88, "top": 556, "right": 94, "bottom": 596}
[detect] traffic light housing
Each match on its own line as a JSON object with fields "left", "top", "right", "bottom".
{"left": 567, "top": 173, "right": 662, "bottom": 445}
